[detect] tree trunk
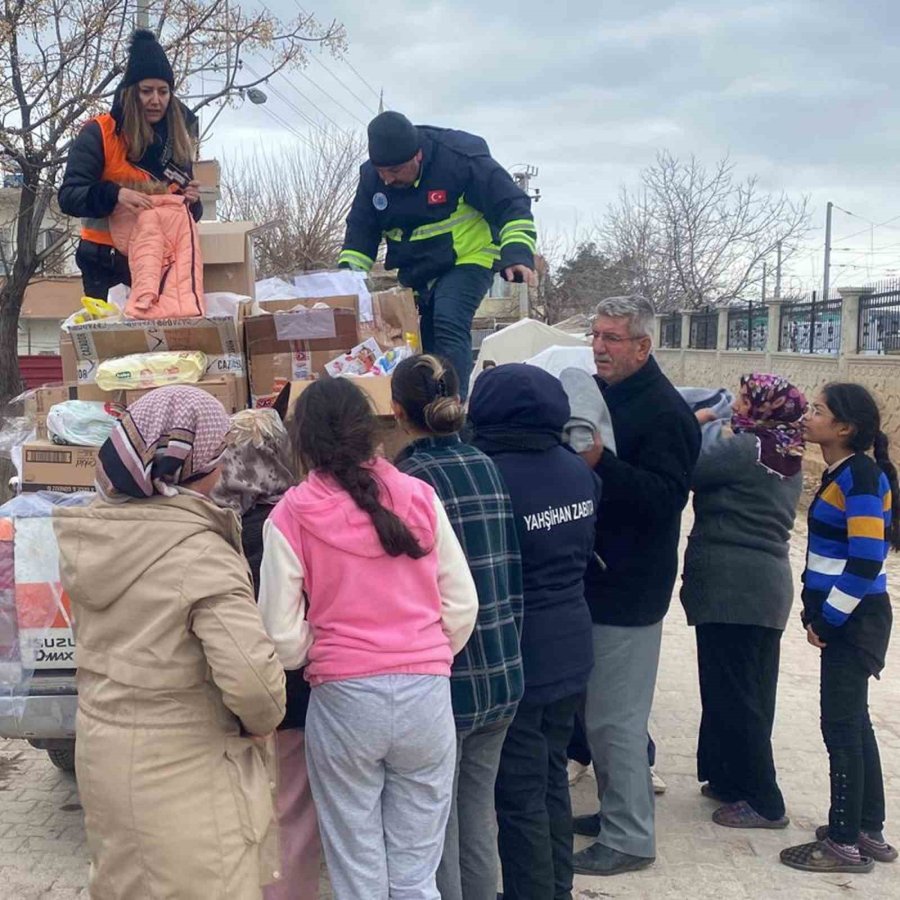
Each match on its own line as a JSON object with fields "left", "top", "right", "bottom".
{"left": 0, "top": 283, "right": 25, "bottom": 404}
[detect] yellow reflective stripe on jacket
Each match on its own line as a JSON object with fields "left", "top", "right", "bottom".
{"left": 337, "top": 249, "right": 375, "bottom": 271}
{"left": 383, "top": 228, "right": 403, "bottom": 242}
{"left": 500, "top": 231, "right": 537, "bottom": 252}
{"left": 409, "top": 208, "right": 483, "bottom": 242}
{"left": 500, "top": 219, "right": 535, "bottom": 240}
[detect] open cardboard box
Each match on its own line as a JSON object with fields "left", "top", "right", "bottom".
{"left": 197, "top": 221, "right": 264, "bottom": 297}
{"left": 245, "top": 298, "right": 360, "bottom": 407}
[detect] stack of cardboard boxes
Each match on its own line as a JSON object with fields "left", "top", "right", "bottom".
{"left": 20, "top": 225, "right": 420, "bottom": 492}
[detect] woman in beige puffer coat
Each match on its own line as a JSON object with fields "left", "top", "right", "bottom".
{"left": 54, "top": 387, "right": 286, "bottom": 899}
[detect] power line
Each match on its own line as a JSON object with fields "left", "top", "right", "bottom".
{"left": 309, "top": 53, "right": 377, "bottom": 115}
{"left": 295, "top": 69, "right": 369, "bottom": 128}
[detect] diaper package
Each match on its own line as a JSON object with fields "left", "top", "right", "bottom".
{"left": 94, "top": 351, "right": 208, "bottom": 391}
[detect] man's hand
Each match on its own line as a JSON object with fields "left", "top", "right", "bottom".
{"left": 695, "top": 408, "right": 718, "bottom": 425}
{"left": 503, "top": 264, "right": 536, "bottom": 286}
{"left": 806, "top": 624, "right": 827, "bottom": 649}
{"left": 183, "top": 180, "right": 201, "bottom": 204}
{"left": 579, "top": 431, "right": 604, "bottom": 470}
{"left": 116, "top": 187, "right": 153, "bottom": 213}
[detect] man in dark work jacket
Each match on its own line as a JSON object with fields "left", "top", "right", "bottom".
{"left": 572, "top": 295, "right": 701, "bottom": 877}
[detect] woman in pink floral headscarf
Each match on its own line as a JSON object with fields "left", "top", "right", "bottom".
{"left": 681, "top": 373, "right": 807, "bottom": 831}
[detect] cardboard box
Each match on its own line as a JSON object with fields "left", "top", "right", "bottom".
{"left": 361, "top": 288, "right": 421, "bottom": 351}
{"left": 64, "top": 315, "right": 245, "bottom": 386}
{"left": 123, "top": 375, "right": 248, "bottom": 414}
{"left": 289, "top": 376, "right": 395, "bottom": 417}
{"left": 198, "top": 221, "right": 262, "bottom": 297}
{"left": 246, "top": 304, "right": 359, "bottom": 407}
{"left": 32, "top": 376, "right": 248, "bottom": 440}
{"left": 21, "top": 441, "right": 99, "bottom": 493}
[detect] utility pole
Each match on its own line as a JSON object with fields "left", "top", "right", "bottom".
{"left": 136, "top": 0, "right": 150, "bottom": 29}
{"left": 823, "top": 201, "right": 833, "bottom": 301}
{"left": 775, "top": 239, "right": 782, "bottom": 300}
{"left": 512, "top": 165, "right": 541, "bottom": 203}
{"left": 761, "top": 260, "right": 767, "bottom": 304}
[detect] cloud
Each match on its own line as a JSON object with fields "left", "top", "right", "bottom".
{"left": 202, "top": 0, "right": 900, "bottom": 285}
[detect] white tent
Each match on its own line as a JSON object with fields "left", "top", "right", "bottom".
{"left": 470, "top": 318, "right": 589, "bottom": 393}
{"left": 524, "top": 345, "right": 594, "bottom": 379}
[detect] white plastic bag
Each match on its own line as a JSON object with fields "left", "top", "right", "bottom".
{"left": 46, "top": 401, "right": 120, "bottom": 447}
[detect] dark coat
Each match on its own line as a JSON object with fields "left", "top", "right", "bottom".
{"left": 585, "top": 356, "right": 702, "bottom": 627}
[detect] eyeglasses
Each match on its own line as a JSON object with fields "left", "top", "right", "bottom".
{"left": 591, "top": 332, "right": 643, "bottom": 345}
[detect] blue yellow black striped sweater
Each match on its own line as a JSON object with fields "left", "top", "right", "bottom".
{"left": 802, "top": 453, "right": 893, "bottom": 670}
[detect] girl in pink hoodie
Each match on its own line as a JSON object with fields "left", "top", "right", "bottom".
{"left": 258, "top": 377, "right": 478, "bottom": 900}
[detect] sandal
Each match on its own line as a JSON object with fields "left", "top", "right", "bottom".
{"left": 781, "top": 839, "right": 874, "bottom": 874}
{"left": 815, "top": 826, "right": 899, "bottom": 863}
{"left": 713, "top": 801, "right": 789, "bottom": 830}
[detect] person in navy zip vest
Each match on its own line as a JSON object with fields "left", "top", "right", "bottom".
{"left": 469, "top": 363, "right": 601, "bottom": 900}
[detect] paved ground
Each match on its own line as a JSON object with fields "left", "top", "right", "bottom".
{"left": 1, "top": 505, "right": 898, "bottom": 899}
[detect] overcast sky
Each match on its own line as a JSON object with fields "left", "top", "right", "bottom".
{"left": 204, "top": 0, "right": 900, "bottom": 292}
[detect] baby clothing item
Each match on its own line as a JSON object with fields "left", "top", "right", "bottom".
{"left": 109, "top": 193, "right": 205, "bottom": 320}
{"left": 677, "top": 386, "right": 734, "bottom": 454}
{"left": 559, "top": 367, "right": 616, "bottom": 454}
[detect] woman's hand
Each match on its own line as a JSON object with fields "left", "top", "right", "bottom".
{"left": 183, "top": 180, "right": 201, "bottom": 204}
{"left": 806, "top": 624, "right": 827, "bottom": 649}
{"left": 116, "top": 187, "right": 154, "bottom": 214}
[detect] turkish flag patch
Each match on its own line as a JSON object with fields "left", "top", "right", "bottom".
{"left": 427, "top": 190, "right": 447, "bottom": 205}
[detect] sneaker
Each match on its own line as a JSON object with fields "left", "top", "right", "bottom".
{"left": 815, "top": 825, "right": 898, "bottom": 863}
{"left": 781, "top": 838, "right": 874, "bottom": 874}
{"left": 567, "top": 760, "right": 590, "bottom": 786}
{"left": 651, "top": 768, "right": 666, "bottom": 795}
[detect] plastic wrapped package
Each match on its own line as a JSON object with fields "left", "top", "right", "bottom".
{"left": 95, "top": 350, "right": 208, "bottom": 391}
{"left": 47, "top": 400, "right": 121, "bottom": 447}
{"left": 60, "top": 295, "right": 121, "bottom": 332}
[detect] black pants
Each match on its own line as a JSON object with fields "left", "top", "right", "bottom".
{"left": 696, "top": 623, "right": 786, "bottom": 820}
{"left": 821, "top": 639, "right": 886, "bottom": 844}
{"left": 76, "top": 240, "right": 131, "bottom": 300}
{"left": 495, "top": 692, "right": 580, "bottom": 900}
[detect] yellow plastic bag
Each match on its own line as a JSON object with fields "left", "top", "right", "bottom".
{"left": 63, "top": 296, "right": 122, "bottom": 330}
{"left": 95, "top": 351, "right": 208, "bottom": 391}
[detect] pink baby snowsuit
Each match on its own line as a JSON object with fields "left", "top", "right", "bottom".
{"left": 110, "top": 194, "right": 205, "bottom": 319}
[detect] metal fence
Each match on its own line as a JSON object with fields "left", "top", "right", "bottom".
{"left": 688, "top": 308, "right": 718, "bottom": 349}
{"left": 778, "top": 293, "right": 843, "bottom": 355}
{"left": 659, "top": 313, "right": 682, "bottom": 349}
{"left": 858, "top": 281, "right": 900, "bottom": 355}
{"left": 726, "top": 303, "right": 768, "bottom": 351}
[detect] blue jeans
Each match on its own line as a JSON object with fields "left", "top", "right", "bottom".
{"left": 417, "top": 264, "right": 494, "bottom": 401}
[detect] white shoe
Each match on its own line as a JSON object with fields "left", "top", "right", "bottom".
{"left": 651, "top": 768, "right": 667, "bottom": 795}
{"left": 567, "top": 760, "right": 590, "bottom": 786}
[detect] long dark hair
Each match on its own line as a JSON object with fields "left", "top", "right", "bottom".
{"left": 391, "top": 354, "right": 466, "bottom": 435}
{"left": 120, "top": 84, "right": 194, "bottom": 167}
{"left": 290, "top": 377, "right": 426, "bottom": 559}
{"left": 822, "top": 382, "right": 900, "bottom": 552}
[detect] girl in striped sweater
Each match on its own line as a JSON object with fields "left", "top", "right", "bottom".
{"left": 781, "top": 383, "right": 900, "bottom": 874}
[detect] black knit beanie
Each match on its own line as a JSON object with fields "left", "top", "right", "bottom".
{"left": 367, "top": 112, "right": 419, "bottom": 167}
{"left": 121, "top": 29, "right": 174, "bottom": 89}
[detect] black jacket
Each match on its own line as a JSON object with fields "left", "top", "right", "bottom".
{"left": 340, "top": 126, "right": 535, "bottom": 289}
{"left": 585, "top": 356, "right": 701, "bottom": 627}
{"left": 58, "top": 96, "right": 202, "bottom": 224}
{"left": 243, "top": 503, "right": 309, "bottom": 731}
{"left": 470, "top": 364, "right": 600, "bottom": 704}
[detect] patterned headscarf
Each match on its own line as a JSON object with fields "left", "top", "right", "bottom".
{"left": 731, "top": 373, "right": 807, "bottom": 478}
{"left": 97, "top": 386, "right": 231, "bottom": 502}
{"left": 212, "top": 409, "right": 295, "bottom": 514}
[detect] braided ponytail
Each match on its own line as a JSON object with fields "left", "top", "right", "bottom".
{"left": 290, "top": 378, "right": 427, "bottom": 558}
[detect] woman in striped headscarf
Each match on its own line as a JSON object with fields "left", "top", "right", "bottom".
{"left": 54, "top": 386, "right": 286, "bottom": 899}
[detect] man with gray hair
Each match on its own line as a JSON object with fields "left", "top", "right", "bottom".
{"left": 572, "top": 295, "right": 701, "bottom": 876}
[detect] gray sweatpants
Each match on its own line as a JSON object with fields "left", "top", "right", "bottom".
{"left": 436, "top": 721, "right": 510, "bottom": 900}
{"left": 305, "top": 674, "right": 456, "bottom": 900}
{"left": 585, "top": 621, "right": 663, "bottom": 859}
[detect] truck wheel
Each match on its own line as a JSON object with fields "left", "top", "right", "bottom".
{"left": 46, "top": 744, "right": 76, "bottom": 774}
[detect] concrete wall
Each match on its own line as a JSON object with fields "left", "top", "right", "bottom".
{"left": 654, "top": 288, "right": 900, "bottom": 451}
